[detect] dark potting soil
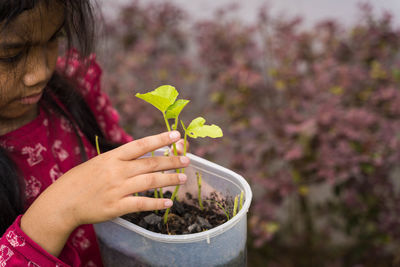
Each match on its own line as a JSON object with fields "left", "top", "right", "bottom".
{"left": 122, "top": 191, "right": 230, "bottom": 235}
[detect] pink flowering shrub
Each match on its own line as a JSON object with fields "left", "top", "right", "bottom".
{"left": 101, "top": 1, "right": 400, "bottom": 265}
{"left": 100, "top": 0, "right": 199, "bottom": 137}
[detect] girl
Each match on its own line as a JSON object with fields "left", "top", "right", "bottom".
{"left": 0, "top": 1, "right": 189, "bottom": 266}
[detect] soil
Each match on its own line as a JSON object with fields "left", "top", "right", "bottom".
{"left": 122, "top": 190, "right": 230, "bottom": 235}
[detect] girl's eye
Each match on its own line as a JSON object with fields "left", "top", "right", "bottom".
{"left": 0, "top": 52, "right": 24, "bottom": 64}
{"left": 49, "top": 28, "right": 66, "bottom": 43}
{"left": 0, "top": 28, "right": 65, "bottom": 64}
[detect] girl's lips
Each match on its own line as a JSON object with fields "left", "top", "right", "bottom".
{"left": 19, "top": 92, "right": 43, "bottom": 105}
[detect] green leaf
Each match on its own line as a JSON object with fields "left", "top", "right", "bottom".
{"left": 186, "top": 117, "right": 223, "bottom": 138}
{"left": 135, "top": 85, "right": 179, "bottom": 113}
{"left": 166, "top": 99, "right": 190, "bottom": 120}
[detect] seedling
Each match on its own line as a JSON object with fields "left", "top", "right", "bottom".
{"left": 160, "top": 118, "right": 223, "bottom": 223}
{"left": 136, "top": 85, "right": 189, "bottom": 155}
{"left": 207, "top": 191, "right": 245, "bottom": 222}
{"left": 239, "top": 190, "right": 244, "bottom": 211}
{"left": 135, "top": 85, "right": 223, "bottom": 224}
{"left": 150, "top": 150, "right": 163, "bottom": 208}
{"left": 232, "top": 195, "right": 239, "bottom": 217}
{"left": 213, "top": 190, "right": 244, "bottom": 221}
{"left": 95, "top": 135, "right": 101, "bottom": 155}
{"left": 233, "top": 191, "right": 245, "bottom": 217}
{"left": 196, "top": 172, "right": 203, "bottom": 211}
{"left": 179, "top": 118, "right": 223, "bottom": 214}
{"left": 215, "top": 201, "right": 230, "bottom": 221}
{"left": 233, "top": 191, "right": 245, "bottom": 218}
{"left": 154, "top": 188, "right": 159, "bottom": 214}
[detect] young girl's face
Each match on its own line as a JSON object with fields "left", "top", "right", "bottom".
{"left": 0, "top": 1, "right": 64, "bottom": 133}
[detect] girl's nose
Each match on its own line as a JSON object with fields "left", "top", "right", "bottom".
{"left": 23, "top": 46, "right": 52, "bottom": 88}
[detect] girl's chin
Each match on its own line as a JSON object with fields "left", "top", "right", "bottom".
{"left": 1, "top": 104, "right": 40, "bottom": 124}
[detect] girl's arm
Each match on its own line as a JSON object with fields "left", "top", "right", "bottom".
{"left": 0, "top": 216, "right": 79, "bottom": 266}
{"left": 18, "top": 131, "right": 189, "bottom": 257}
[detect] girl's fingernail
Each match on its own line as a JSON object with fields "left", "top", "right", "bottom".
{"left": 169, "top": 131, "right": 180, "bottom": 140}
{"left": 180, "top": 156, "right": 190, "bottom": 164}
{"left": 179, "top": 174, "right": 187, "bottom": 183}
{"left": 164, "top": 199, "right": 173, "bottom": 208}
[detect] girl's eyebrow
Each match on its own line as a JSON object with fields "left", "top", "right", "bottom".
{"left": 0, "top": 20, "right": 65, "bottom": 50}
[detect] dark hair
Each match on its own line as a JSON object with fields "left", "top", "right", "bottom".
{"left": 0, "top": 0, "right": 117, "bottom": 235}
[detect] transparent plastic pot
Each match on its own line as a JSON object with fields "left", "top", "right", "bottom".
{"left": 94, "top": 149, "right": 252, "bottom": 267}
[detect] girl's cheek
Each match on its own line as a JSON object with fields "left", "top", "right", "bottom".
{"left": 0, "top": 75, "right": 17, "bottom": 102}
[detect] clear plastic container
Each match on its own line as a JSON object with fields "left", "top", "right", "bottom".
{"left": 94, "top": 150, "right": 252, "bottom": 267}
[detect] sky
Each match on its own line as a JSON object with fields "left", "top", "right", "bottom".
{"left": 99, "top": 0, "right": 400, "bottom": 27}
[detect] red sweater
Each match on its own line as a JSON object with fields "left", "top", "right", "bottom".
{"left": 0, "top": 51, "right": 132, "bottom": 267}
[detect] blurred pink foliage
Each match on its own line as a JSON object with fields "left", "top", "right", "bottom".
{"left": 101, "top": 1, "right": 400, "bottom": 264}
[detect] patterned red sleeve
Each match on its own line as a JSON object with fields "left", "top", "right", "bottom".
{"left": 56, "top": 49, "right": 133, "bottom": 144}
{"left": 0, "top": 216, "right": 79, "bottom": 267}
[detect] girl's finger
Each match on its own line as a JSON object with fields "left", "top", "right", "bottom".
{"left": 123, "top": 172, "right": 187, "bottom": 195}
{"left": 119, "top": 196, "right": 173, "bottom": 214}
{"left": 124, "top": 155, "right": 190, "bottom": 176}
{"left": 177, "top": 139, "right": 189, "bottom": 155}
{"left": 116, "top": 131, "right": 181, "bottom": 161}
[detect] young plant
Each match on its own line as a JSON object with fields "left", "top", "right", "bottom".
{"left": 232, "top": 195, "right": 239, "bottom": 217}
{"left": 196, "top": 172, "right": 204, "bottom": 211}
{"left": 163, "top": 117, "right": 223, "bottom": 223}
{"left": 239, "top": 190, "right": 244, "bottom": 211}
{"left": 181, "top": 117, "right": 223, "bottom": 192}
{"left": 160, "top": 117, "right": 224, "bottom": 223}
{"left": 136, "top": 85, "right": 189, "bottom": 211}
{"left": 95, "top": 135, "right": 101, "bottom": 155}
{"left": 232, "top": 191, "right": 245, "bottom": 218}
{"left": 136, "top": 85, "right": 189, "bottom": 155}
{"left": 207, "top": 195, "right": 244, "bottom": 222}
{"left": 135, "top": 85, "right": 223, "bottom": 225}
{"left": 215, "top": 201, "right": 230, "bottom": 221}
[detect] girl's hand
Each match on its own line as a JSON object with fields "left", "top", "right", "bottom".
{"left": 21, "top": 131, "right": 189, "bottom": 256}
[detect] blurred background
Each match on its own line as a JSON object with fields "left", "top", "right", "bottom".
{"left": 96, "top": 0, "right": 400, "bottom": 266}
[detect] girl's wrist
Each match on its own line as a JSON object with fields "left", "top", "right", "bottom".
{"left": 21, "top": 193, "right": 78, "bottom": 256}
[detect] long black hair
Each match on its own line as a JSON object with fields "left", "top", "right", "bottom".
{"left": 0, "top": 0, "right": 118, "bottom": 235}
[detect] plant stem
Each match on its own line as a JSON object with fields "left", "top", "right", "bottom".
{"left": 163, "top": 113, "right": 172, "bottom": 131}
{"left": 159, "top": 188, "right": 163, "bottom": 198}
{"left": 95, "top": 135, "right": 101, "bottom": 155}
{"left": 196, "top": 172, "right": 203, "bottom": 211}
{"left": 163, "top": 186, "right": 179, "bottom": 224}
{"left": 163, "top": 113, "right": 178, "bottom": 156}
{"left": 239, "top": 191, "right": 244, "bottom": 211}
{"left": 214, "top": 201, "right": 230, "bottom": 221}
{"left": 183, "top": 132, "right": 187, "bottom": 156}
{"left": 163, "top": 131, "right": 188, "bottom": 224}
{"left": 151, "top": 150, "right": 163, "bottom": 201}
{"left": 154, "top": 189, "right": 159, "bottom": 214}
{"left": 233, "top": 195, "right": 239, "bottom": 217}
